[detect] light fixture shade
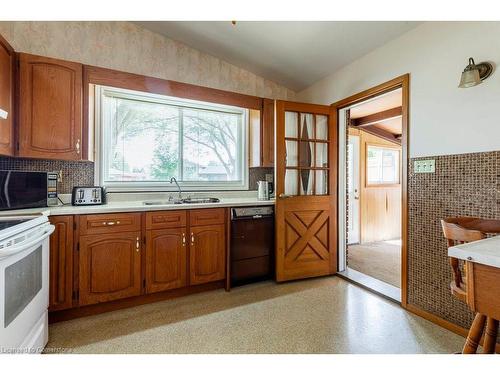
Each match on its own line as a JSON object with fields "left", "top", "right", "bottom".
{"left": 459, "top": 68, "right": 481, "bottom": 88}
{"left": 458, "top": 57, "right": 493, "bottom": 88}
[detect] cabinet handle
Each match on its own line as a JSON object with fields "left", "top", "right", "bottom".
{"left": 182, "top": 233, "right": 186, "bottom": 247}
{"left": 104, "top": 221, "right": 120, "bottom": 226}
{"left": 76, "top": 139, "right": 80, "bottom": 154}
{"left": 191, "top": 232, "right": 194, "bottom": 244}
{"left": 136, "top": 237, "right": 140, "bottom": 252}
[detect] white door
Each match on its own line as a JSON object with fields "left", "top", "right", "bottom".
{"left": 347, "top": 135, "right": 360, "bottom": 244}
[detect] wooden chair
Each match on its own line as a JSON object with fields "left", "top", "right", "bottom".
{"left": 441, "top": 217, "right": 499, "bottom": 354}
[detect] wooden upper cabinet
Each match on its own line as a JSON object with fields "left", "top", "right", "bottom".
{"left": 79, "top": 231, "right": 142, "bottom": 306}
{"left": 18, "top": 53, "right": 83, "bottom": 160}
{"left": 0, "top": 34, "right": 15, "bottom": 156}
{"left": 189, "top": 224, "right": 226, "bottom": 285}
{"left": 146, "top": 228, "right": 187, "bottom": 293}
{"left": 261, "top": 98, "right": 275, "bottom": 167}
{"left": 49, "top": 216, "right": 74, "bottom": 312}
{"left": 249, "top": 98, "right": 275, "bottom": 167}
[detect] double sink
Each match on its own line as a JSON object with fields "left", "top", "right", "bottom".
{"left": 143, "top": 197, "right": 220, "bottom": 206}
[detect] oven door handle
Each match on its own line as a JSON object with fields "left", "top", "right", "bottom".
{"left": 0, "top": 224, "right": 55, "bottom": 259}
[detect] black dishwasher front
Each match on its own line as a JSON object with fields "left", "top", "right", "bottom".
{"left": 230, "top": 206, "right": 275, "bottom": 287}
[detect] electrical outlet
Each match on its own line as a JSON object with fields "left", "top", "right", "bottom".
{"left": 414, "top": 159, "right": 435, "bottom": 173}
{"left": 265, "top": 173, "right": 274, "bottom": 182}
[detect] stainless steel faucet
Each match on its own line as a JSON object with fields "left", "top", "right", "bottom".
{"left": 170, "top": 177, "right": 182, "bottom": 201}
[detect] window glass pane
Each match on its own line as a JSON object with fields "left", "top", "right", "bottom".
{"left": 300, "top": 113, "right": 314, "bottom": 140}
{"left": 103, "top": 97, "right": 180, "bottom": 182}
{"left": 299, "top": 141, "right": 314, "bottom": 168}
{"left": 300, "top": 169, "right": 314, "bottom": 195}
{"left": 99, "top": 87, "right": 247, "bottom": 189}
{"left": 315, "top": 170, "right": 328, "bottom": 195}
{"left": 285, "top": 111, "right": 298, "bottom": 138}
{"left": 284, "top": 169, "right": 298, "bottom": 196}
{"left": 315, "top": 143, "right": 328, "bottom": 168}
{"left": 286, "top": 140, "right": 298, "bottom": 167}
{"left": 183, "top": 108, "right": 240, "bottom": 182}
{"left": 316, "top": 115, "right": 328, "bottom": 140}
{"left": 367, "top": 145, "right": 400, "bottom": 184}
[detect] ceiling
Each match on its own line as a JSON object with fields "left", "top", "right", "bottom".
{"left": 350, "top": 88, "right": 402, "bottom": 139}
{"left": 134, "top": 21, "right": 420, "bottom": 91}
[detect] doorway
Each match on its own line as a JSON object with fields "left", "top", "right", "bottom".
{"left": 333, "top": 76, "right": 408, "bottom": 304}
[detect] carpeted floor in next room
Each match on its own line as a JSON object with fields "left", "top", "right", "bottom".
{"left": 44, "top": 277, "right": 463, "bottom": 354}
{"left": 347, "top": 239, "right": 402, "bottom": 287}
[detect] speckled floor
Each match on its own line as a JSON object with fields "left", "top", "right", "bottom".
{"left": 45, "top": 277, "right": 464, "bottom": 354}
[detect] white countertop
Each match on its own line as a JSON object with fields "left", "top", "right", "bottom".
{"left": 448, "top": 235, "right": 500, "bottom": 268}
{"left": 0, "top": 197, "right": 275, "bottom": 217}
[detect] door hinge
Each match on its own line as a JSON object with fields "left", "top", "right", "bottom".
{"left": 72, "top": 290, "right": 79, "bottom": 301}
{"left": 143, "top": 279, "right": 146, "bottom": 289}
{"left": 16, "top": 141, "right": 19, "bottom": 152}
{"left": 73, "top": 221, "right": 77, "bottom": 231}
{"left": 76, "top": 242, "right": 80, "bottom": 251}
{"left": 143, "top": 236, "right": 146, "bottom": 245}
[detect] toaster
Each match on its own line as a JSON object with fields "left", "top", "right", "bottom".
{"left": 72, "top": 186, "right": 106, "bottom": 206}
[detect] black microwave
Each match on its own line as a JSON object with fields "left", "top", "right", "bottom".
{"left": 0, "top": 170, "right": 59, "bottom": 211}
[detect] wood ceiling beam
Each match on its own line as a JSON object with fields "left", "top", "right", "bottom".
{"left": 358, "top": 124, "right": 401, "bottom": 145}
{"left": 351, "top": 106, "right": 402, "bottom": 127}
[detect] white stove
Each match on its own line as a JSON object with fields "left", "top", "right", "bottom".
{"left": 0, "top": 214, "right": 54, "bottom": 354}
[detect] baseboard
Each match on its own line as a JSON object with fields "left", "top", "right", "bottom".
{"left": 405, "top": 303, "right": 500, "bottom": 352}
{"left": 405, "top": 304, "right": 469, "bottom": 337}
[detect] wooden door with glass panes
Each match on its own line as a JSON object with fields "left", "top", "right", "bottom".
{"left": 275, "top": 101, "right": 337, "bottom": 282}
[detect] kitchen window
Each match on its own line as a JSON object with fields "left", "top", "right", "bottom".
{"left": 366, "top": 145, "right": 400, "bottom": 185}
{"left": 95, "top": 86, "right": 248, "bottom": 191}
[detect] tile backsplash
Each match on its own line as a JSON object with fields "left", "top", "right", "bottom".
{"left": 0, "top": 156, "right": 94, "bottom": 194}
{"left": 0, "top": 157, "right": 273, "bottom": 194}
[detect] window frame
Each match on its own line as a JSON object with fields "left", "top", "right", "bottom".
{"left": 365, "top": 143, "right": 401, "bottom": 187}
{"left": 94, "top": 85, "right": 249, "bottom": 192}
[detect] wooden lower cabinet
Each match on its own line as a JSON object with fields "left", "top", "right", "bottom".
{"left": 146, "top": 228, "right": 187, "bottom": 293}
{"left": 189, "top": 224, "right": 226, "bottom": 285}
{"left": 79, "top": 231, "right": 142, "bottom": 306}
{"left": 48, "top": 216, "right": 74, "bottom": 311}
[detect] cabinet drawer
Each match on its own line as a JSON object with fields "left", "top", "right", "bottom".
{"left": 189, "top": 208, "right": 225, "bottom": 227}
{"left": 146, "top": 210, "right": 186, "bottom": 230}
{"left": 79, "top": 213, "right": 141, "bottom": 235}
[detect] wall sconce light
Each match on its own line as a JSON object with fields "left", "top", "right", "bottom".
{"left": 458, "top": 57, "right": 493, "bottom": 88}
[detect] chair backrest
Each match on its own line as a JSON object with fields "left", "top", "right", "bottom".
{"left": 441, "top": 217, "right": 486, "bottom": 301}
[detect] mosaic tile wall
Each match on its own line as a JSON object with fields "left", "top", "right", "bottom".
{"left": 408, "top": 151, "right": 500, "bottom": 329}
{"left": 0, "top": 157, "right": 273, "bottom": 194}
{"left": 0, "top": 157, "right": 94, "bottom": 194}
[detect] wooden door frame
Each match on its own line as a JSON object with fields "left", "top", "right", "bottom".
{"left": 330, "top": 74, "right": 409, "bottom": 307}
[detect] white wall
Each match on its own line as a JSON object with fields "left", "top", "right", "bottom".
{"left": 297, "top": 22, "right": 500, "bottom": 158}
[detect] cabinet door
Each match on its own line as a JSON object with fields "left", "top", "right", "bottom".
{"left": 79, "top": 231, "right": 141, "bottom": 305}
{"left": 18, "top": 53, "right": 83, "bottom": 160}
{"left": 261, "top": 98, "right": 275, "bottom": 167}
{"left": 146, "top": 228, "right": 187, "bottom": 293}
{"left": 189, "top": 224, "right": 225, "bottom": 285}
{"left": 48, "top": 216, "right": 74, "bottom": 311}
{"left": 0, "top": 34, "right": 15, "bottom": 156}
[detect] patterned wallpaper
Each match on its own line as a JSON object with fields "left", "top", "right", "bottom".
{"left": 0, "top": 21, "right": 295, "bottom": 101}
